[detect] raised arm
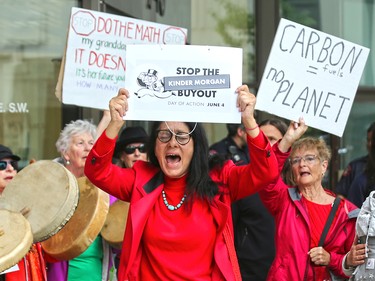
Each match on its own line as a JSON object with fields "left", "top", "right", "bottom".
{"left": 223, "top": 85, "right": 278, "bottom": 200}
{"left": 96, "top": 110, "right": 111, "bottom": 140}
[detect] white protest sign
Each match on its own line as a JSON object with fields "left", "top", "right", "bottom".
{"left": 61, "top": 7, "right": 188, "bottom": 110}
{"left": 255, "top": 18, "right": 369, "bottom": 137}
{"left": 124, "top": 44, "right": 243, "bottom": 123}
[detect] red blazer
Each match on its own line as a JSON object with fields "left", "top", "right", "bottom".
{"left": 85, "top": 131, "right": 279, "bottom": 281}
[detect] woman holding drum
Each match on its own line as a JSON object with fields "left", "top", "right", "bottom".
{"left": 44, "top": 118, "right": 117, "bottom": 281}
{"left": 0, "top": 144, "right": 46, "bottom": 281}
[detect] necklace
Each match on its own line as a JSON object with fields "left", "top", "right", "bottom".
{"left": 162, "top": 190, "right": 187, "bottom": 211}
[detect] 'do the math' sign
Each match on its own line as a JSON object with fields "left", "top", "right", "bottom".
{"left": 58, "top": 7, "right": 188, "bottom": 110}
{"left": 255, "top": 18, "right": 369, "bottom": 137}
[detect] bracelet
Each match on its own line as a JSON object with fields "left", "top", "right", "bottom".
{"left": 245, "top": 125, "right": 259, "bottom": 131}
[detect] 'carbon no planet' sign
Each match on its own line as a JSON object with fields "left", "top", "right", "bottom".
{"left": 255, "top": 18, "right": 369, "bottom": 137}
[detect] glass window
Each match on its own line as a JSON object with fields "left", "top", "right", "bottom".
{"left": 190, "top": 0, "right": 256, "bottom": 143}
{"left": 338, "top": 102, "right": 374, "bottom": 169}
{"left": 191, "top": 0, "right": 255, "bottom": 84}
{"left": 0, "top": 1, "right": 78, "bottom": 167}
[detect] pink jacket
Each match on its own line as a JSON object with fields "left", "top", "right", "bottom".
{"left": 85, "top": 131, "right": 279, "bottom": 281}
{"left": 259, "top": 147, "right": 359, "bottom": 281}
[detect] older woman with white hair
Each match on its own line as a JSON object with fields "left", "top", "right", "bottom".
{"left": 55, "top": 119, "right": 97, "bottom": 178}
{"left": 46, "top": 116, "right": 117, "bottom": 281}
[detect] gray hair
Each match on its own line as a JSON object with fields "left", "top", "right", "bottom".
{"left": 56, "top": 120, "right": 97, "bottom": 154}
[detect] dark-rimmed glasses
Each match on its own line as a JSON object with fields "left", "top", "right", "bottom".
{"left": 0, "top": 160, "right": 18, "bottom": 171}
{"left": 157, "top": 130, "right": 191, "bottom": 145}
{"left": 124, "top": 144, "right": 147, "bottom": 154}
{"left": 289, "top": 155, "right": 318, "bottom": 166}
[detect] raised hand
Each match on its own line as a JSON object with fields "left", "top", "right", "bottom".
{"left": 106, "top": 88, "right": 129, "bottom": 139}
{"left": 278, "top": 117, "right": 308, "bottom": 152}
{"left": 236, "top": 85, "right": 259, "bottom": 138}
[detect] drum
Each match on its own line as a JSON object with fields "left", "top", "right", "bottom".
{"left": 101, "top": 199, "right": 129, "bottom": 249}
{"left": 0, "top": 160, "right": 79, "bottom": 243}
{"left": 0, "top": 209, "right": 33, "bottom": 273}
{"left": 42, "top": 177, "right": 109, "bottom": 260}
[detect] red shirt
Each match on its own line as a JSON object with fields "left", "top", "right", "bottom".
{"left": 140, "top": 175, "right": 216, "bottom": 280}
{"left": 304, "top": 198, "right": 332, "bottom": 248}
{"left": 305, "top": 198, "right": 337, "bottom": 281}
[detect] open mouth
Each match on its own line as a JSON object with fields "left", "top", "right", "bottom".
{"left": 299, "top": 171, "right": 310, "bottom": 177}
{"left": 166, "top": 154, "right": 181, "bottom": 164}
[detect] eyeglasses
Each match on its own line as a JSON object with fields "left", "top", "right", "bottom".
{"left": 0, "top": 160, "right": 18, "bottom": 171}
{"left": 124, "top": 144, "right": 147, "bottom": 154}
{"left": 157, "top": 130, "right": 191, "bottom": 145}
{"left": 289, "top": 155, "right": 319, "bottom": 166}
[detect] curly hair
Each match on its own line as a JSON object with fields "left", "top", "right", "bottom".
{"left": 290, "top": 137, "right": 331, "bottom": 162}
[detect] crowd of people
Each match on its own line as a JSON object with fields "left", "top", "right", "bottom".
{"left": 0, "top": 83, "right": 373, "bottom": 281}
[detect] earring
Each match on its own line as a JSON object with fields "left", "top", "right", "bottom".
{"left": 66, "top": 160, "right": 70, "bottom": 165}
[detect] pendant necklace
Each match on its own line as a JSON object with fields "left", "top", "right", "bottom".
{"left": 162, "top": 190, "right": 187, "bottom": 211}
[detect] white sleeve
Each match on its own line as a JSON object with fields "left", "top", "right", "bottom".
{"left": 342, "top": 252, "right": 355, "bottom": 277}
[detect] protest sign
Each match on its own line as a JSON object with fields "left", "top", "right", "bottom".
{"left": 255, "top": 18, "right": 369, "bottom": 137}
{"left": 124, "top": 44, "right": 243, "bottom": 123}
{"left": 60, "top": 7, "right": 188, "bottom": 109}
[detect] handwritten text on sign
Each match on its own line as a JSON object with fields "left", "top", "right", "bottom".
{"left": 124, "top": 45, "right": 243, "bottom": 123}
{"left": 255, "top": 18, "right": 369, "bottom": 137}
{"left": 62, "top": 7, "right": 188, "bottom": 110}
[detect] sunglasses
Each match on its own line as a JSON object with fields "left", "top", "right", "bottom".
{"left": 124, "top": 144, "right": 147, "bottom": 154}
{"left": 0, "top": 160, "right": 19, "bottom": 171}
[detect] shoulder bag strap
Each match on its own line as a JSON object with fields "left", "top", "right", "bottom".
{"left": 318, "top": 197, "right": 342, "bottom": 247}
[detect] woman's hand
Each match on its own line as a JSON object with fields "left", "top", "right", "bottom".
{"left": 236, "top": 85, "right": 258, "bottom": 138}
{"left": 106, "top": 88, "right": 129, "bottom": 139}
{"left": 278, "top": 117, "right": 308, "bottom": 152}
{"left": 308, "top": 246, "right": 330, "bottom": 266}
{"left": 346, "top": 238, "right": 366, "bottom": 268}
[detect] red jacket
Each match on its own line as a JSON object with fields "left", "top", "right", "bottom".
{"left": 259, "top": 146, "right": 359, "bottom": 281}
{"left": 85, "top": 131, "right": 279, "bottom": 281}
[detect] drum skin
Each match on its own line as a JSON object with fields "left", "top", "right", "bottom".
{"left": 101, "top": 199, "right": 129, "bottom": 249}
{"left": 0, "top": 160, "right": 79, "bottom": 243}
{"left": 41, "top": 177, "right": 109, "bottom": 260}
{"left": 0, "top": 209, "right": 33, "bottom": 273}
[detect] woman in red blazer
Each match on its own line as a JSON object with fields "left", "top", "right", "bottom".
{"left": 85, "top": 85, "right": 307, "bottom": 281}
